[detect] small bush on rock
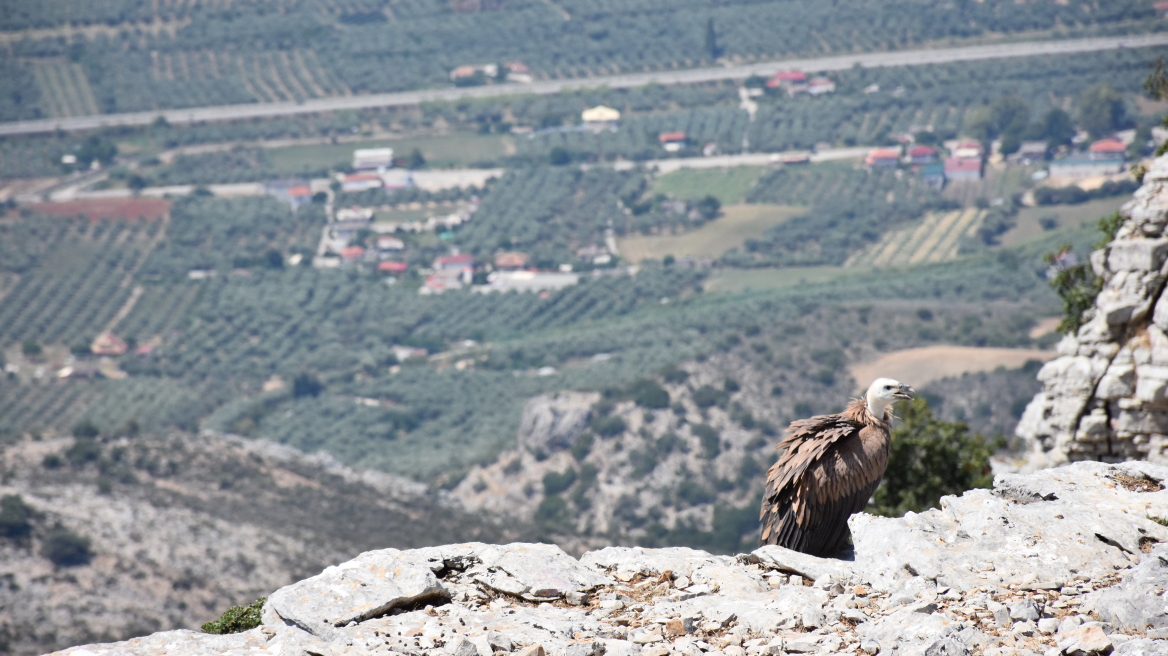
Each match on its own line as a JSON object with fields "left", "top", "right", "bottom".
{"left": 202, "top": 598, "right": 266, "bottom": 634}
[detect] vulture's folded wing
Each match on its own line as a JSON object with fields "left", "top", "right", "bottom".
{"left": 760, "top": 414, "right": 883, "bottom": 556}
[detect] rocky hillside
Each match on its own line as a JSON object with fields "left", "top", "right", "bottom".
{"left": 450, "top": 324, "right": 1040, "bottom": 555}
{"left": 52, "top": 460, "right": 1168, "bottom": 656}
{"left": 0, "top": 431, "right": 529, "bottom": 656}
{"left": 1017, "top": 154, "right": 1168, "bottom": 468}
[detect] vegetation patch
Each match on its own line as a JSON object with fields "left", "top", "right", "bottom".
{"left": 619, "top": 204, "right": 804, "bottom": 263}
{"left": 202, "top": 598, "right": 266, "bottom": 635}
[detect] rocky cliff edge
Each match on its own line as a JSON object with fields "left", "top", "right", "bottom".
{"left": 1017, "top": 153, "right": 1168, "bottom": 467}
{"left": 51, "top": 460, "right": 1168, "bottom": 656}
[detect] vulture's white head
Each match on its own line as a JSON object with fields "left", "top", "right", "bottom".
{"left": 865, "top": 377, "right": 915, "bottom": 421}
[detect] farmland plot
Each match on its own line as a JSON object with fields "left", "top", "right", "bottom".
{"left": 32, "top": 61, "right": 99, "bottom": 117}
{"left": 847, "top": 208, "right": 985, "bottom": 268}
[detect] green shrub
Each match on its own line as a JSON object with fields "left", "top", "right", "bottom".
{"left": 535, "top": 495, "right": 569, "bottom": 524}
{"left": 659, "top": 364, "right": 689, "bottom": 384}
{"left": 676, "top": 480, "right": 714, "bottom": 506}
{"left": 629, "top": 379, "right": 670, "bottom": 409}
{"left": 692, "top": 423, "right": 720, "bottom": 459}
{"left": 202, "top": 598, "right": 266, "bottom": 634}
{"left": 543, "top": 468, "right": 577, "bottom": 495}
{"left": 41, "top": 526, "right": 93, "bottom": 567}
{"left": 0, "top": 495, "right": 34, "bottom": 539}
{"left": 71, "top": 421, "right": 100, "bottom": 438}
{"left": 591, "top": 415, "right": 626, "bottom": 438}
{"left": 1045, "top": 212, "right": 1124, "bottom": 334}
{"left": 868, "top": 398, "right": 1002, "bottom": 517}
{"left": 570, "top": 432, "right": 594, "bottom": 461}
{"left": 691, "top": 385, "right": 725, "bottom": 409}
{"left": 65, "top": 438, "right": 102, "bottom": 466}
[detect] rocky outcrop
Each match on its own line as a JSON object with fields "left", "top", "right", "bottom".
{"left": 1017, "top": 155, "right": 1168, "bottom": 468}
{"left": 51, "top": 460, "right": 1168, "bottom": 656}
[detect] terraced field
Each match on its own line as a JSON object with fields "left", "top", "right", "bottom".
{"left": 847, "top": 208, "right": 985, "bottom": 268}
{"left": 32, "top": 61, "right": 99, "bottom": 117}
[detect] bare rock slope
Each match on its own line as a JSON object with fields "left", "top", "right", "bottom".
{"left": 52, "top": 460, "right": 1168, "bottom": 656}
{"left": 0, "top": 431, "right": 527, "bottom": 656}
{"left": 1017, "top": 154, "right": 1168, "bottom": 466}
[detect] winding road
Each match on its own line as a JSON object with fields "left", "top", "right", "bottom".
{"left": 2, "top": 32, "right": 1167, "bottom": 137}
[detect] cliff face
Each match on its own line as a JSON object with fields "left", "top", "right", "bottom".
{"left": 50, "top": 460, "right": 1168, "bottom": 656}
{"left": 1016, "top": 154, "right": 1168, "bottom": 468}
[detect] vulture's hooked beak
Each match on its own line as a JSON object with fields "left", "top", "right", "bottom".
{"left": 893, "top": 384, "right": 915, "bottom": 400}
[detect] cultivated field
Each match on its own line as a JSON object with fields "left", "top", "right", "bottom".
{"left": 617, "top": 204, "right": 803, "bottom": 262}
{"left": 651, "top": 166, "right": 764, "bottom": 205}
{"left": 266, "top": 134, "right": 516, "bottom": 171}
{"left": 846, "top": 208, "right": 985, "bottom": 268}
{"left": 849, "top": 345, "right": 1056, "bottom": 392}
{"left": 28, "top": 199, "right": 172, "bottom": 221}
{"left": 702, "top": 265, "right": 860, "bottom": 293}
{"left": 32, "top": 61, "right": 99, "bottom": 118}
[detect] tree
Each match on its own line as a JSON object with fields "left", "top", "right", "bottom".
{"left": 549, "top": 147, "right": 571, "bottom": 166}
{"left": 1034, "top": 108, "right": 1075, "bottom": 149}
{"left": 0, "top": 495, "right": 34, "bottom": 540}
{"left": 695, "top": 195, "right": 721, "bottom": 221}
{"left": 41, "top": 526, "right": 93, "bottom": 567}
{"left": 1078, "top": 84, "right": 1126, "bottom": 139}
{"left": 406, "top": 148, "right": 426, "bottom": 169}
{"left": 76, "top": 134, "right": 117, "bottom": 168}
{"left": 293, "top": 373, "right": 324, "bottom": 398}
{"left": 867, "top": 398, "right": 1000, "bottom": 517}
{"left": 704, "top": 18, "right": 719, "bottom": 59}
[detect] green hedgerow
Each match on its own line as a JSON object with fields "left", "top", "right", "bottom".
{"left": 202, "top": 598, "right": 266, "bottom": 634}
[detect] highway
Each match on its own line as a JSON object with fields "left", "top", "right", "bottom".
{"left": 2, "top": 32, "right": 1166, "bottom": 137}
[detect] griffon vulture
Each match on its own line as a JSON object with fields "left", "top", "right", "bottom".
{"left": 759, "top": 377, "right": 914, "bottom": 557}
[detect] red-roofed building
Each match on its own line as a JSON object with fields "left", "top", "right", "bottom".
{"left": 659, "top": 131, "right": 687, "bottom": 152}
{"left": 341, "top": 246, "right": 366, "bottom": 261}
{"left": 1156, "top": 1, "right": 1168, "bottom": 13}
{"left": 953, "top": 141, "right": 984, "bottom": 160}
{"left": 865, "top": 148, "right": 901, "bottom": 168}
{"left": 341, "top": 172, "right": 383, "bottom": 193}
{"left": 378, "top": 261, "right": 409, "bottom": 274}
{"left": 434, "top": 254, "right": 475, "bottom": 270}
{"left": 944, "top": 157, "right": 981, "bottom": 181}
{"left": 907, "top": 145, "right": 937, "bottom": 164}
{"left": 766, "top": 71, "right": 808, "bottom": 95}
{"left": 494, "top": 251, "right": 529, "bottom": 270}
{"left": 1088, "top": 138, "right": 1126, "bottom": 160}
{"left": 807, "top": 77, "right": 836, "bottom": 96}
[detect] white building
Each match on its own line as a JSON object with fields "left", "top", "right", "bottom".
{"left": 352, "top": 148, "right": 394, "bottom": 170}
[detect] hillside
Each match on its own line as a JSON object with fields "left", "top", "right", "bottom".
{"left": 0, "top": 0, "right": 1157, "bottom": 122}
{"left": 0, "top": 430, "right": 529, "bottom": 656}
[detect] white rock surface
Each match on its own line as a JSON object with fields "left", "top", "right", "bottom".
{"left": 48, "top": 461, "right": 1168, "bottom": 656}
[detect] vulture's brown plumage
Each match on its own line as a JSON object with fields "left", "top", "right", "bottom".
{"left": 759, "top": 378, "right": 913, "bottom": 557}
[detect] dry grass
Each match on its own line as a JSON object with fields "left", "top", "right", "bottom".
{"left": 849, "top": 345, "right": 1056, "bottom": 392}
{"left": 617, "top": 204, "right": 803, "bottom": 263}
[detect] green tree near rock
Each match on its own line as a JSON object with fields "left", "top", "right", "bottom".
{"left": 867, "top": 398, "right": 1001, "bottom": 518}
